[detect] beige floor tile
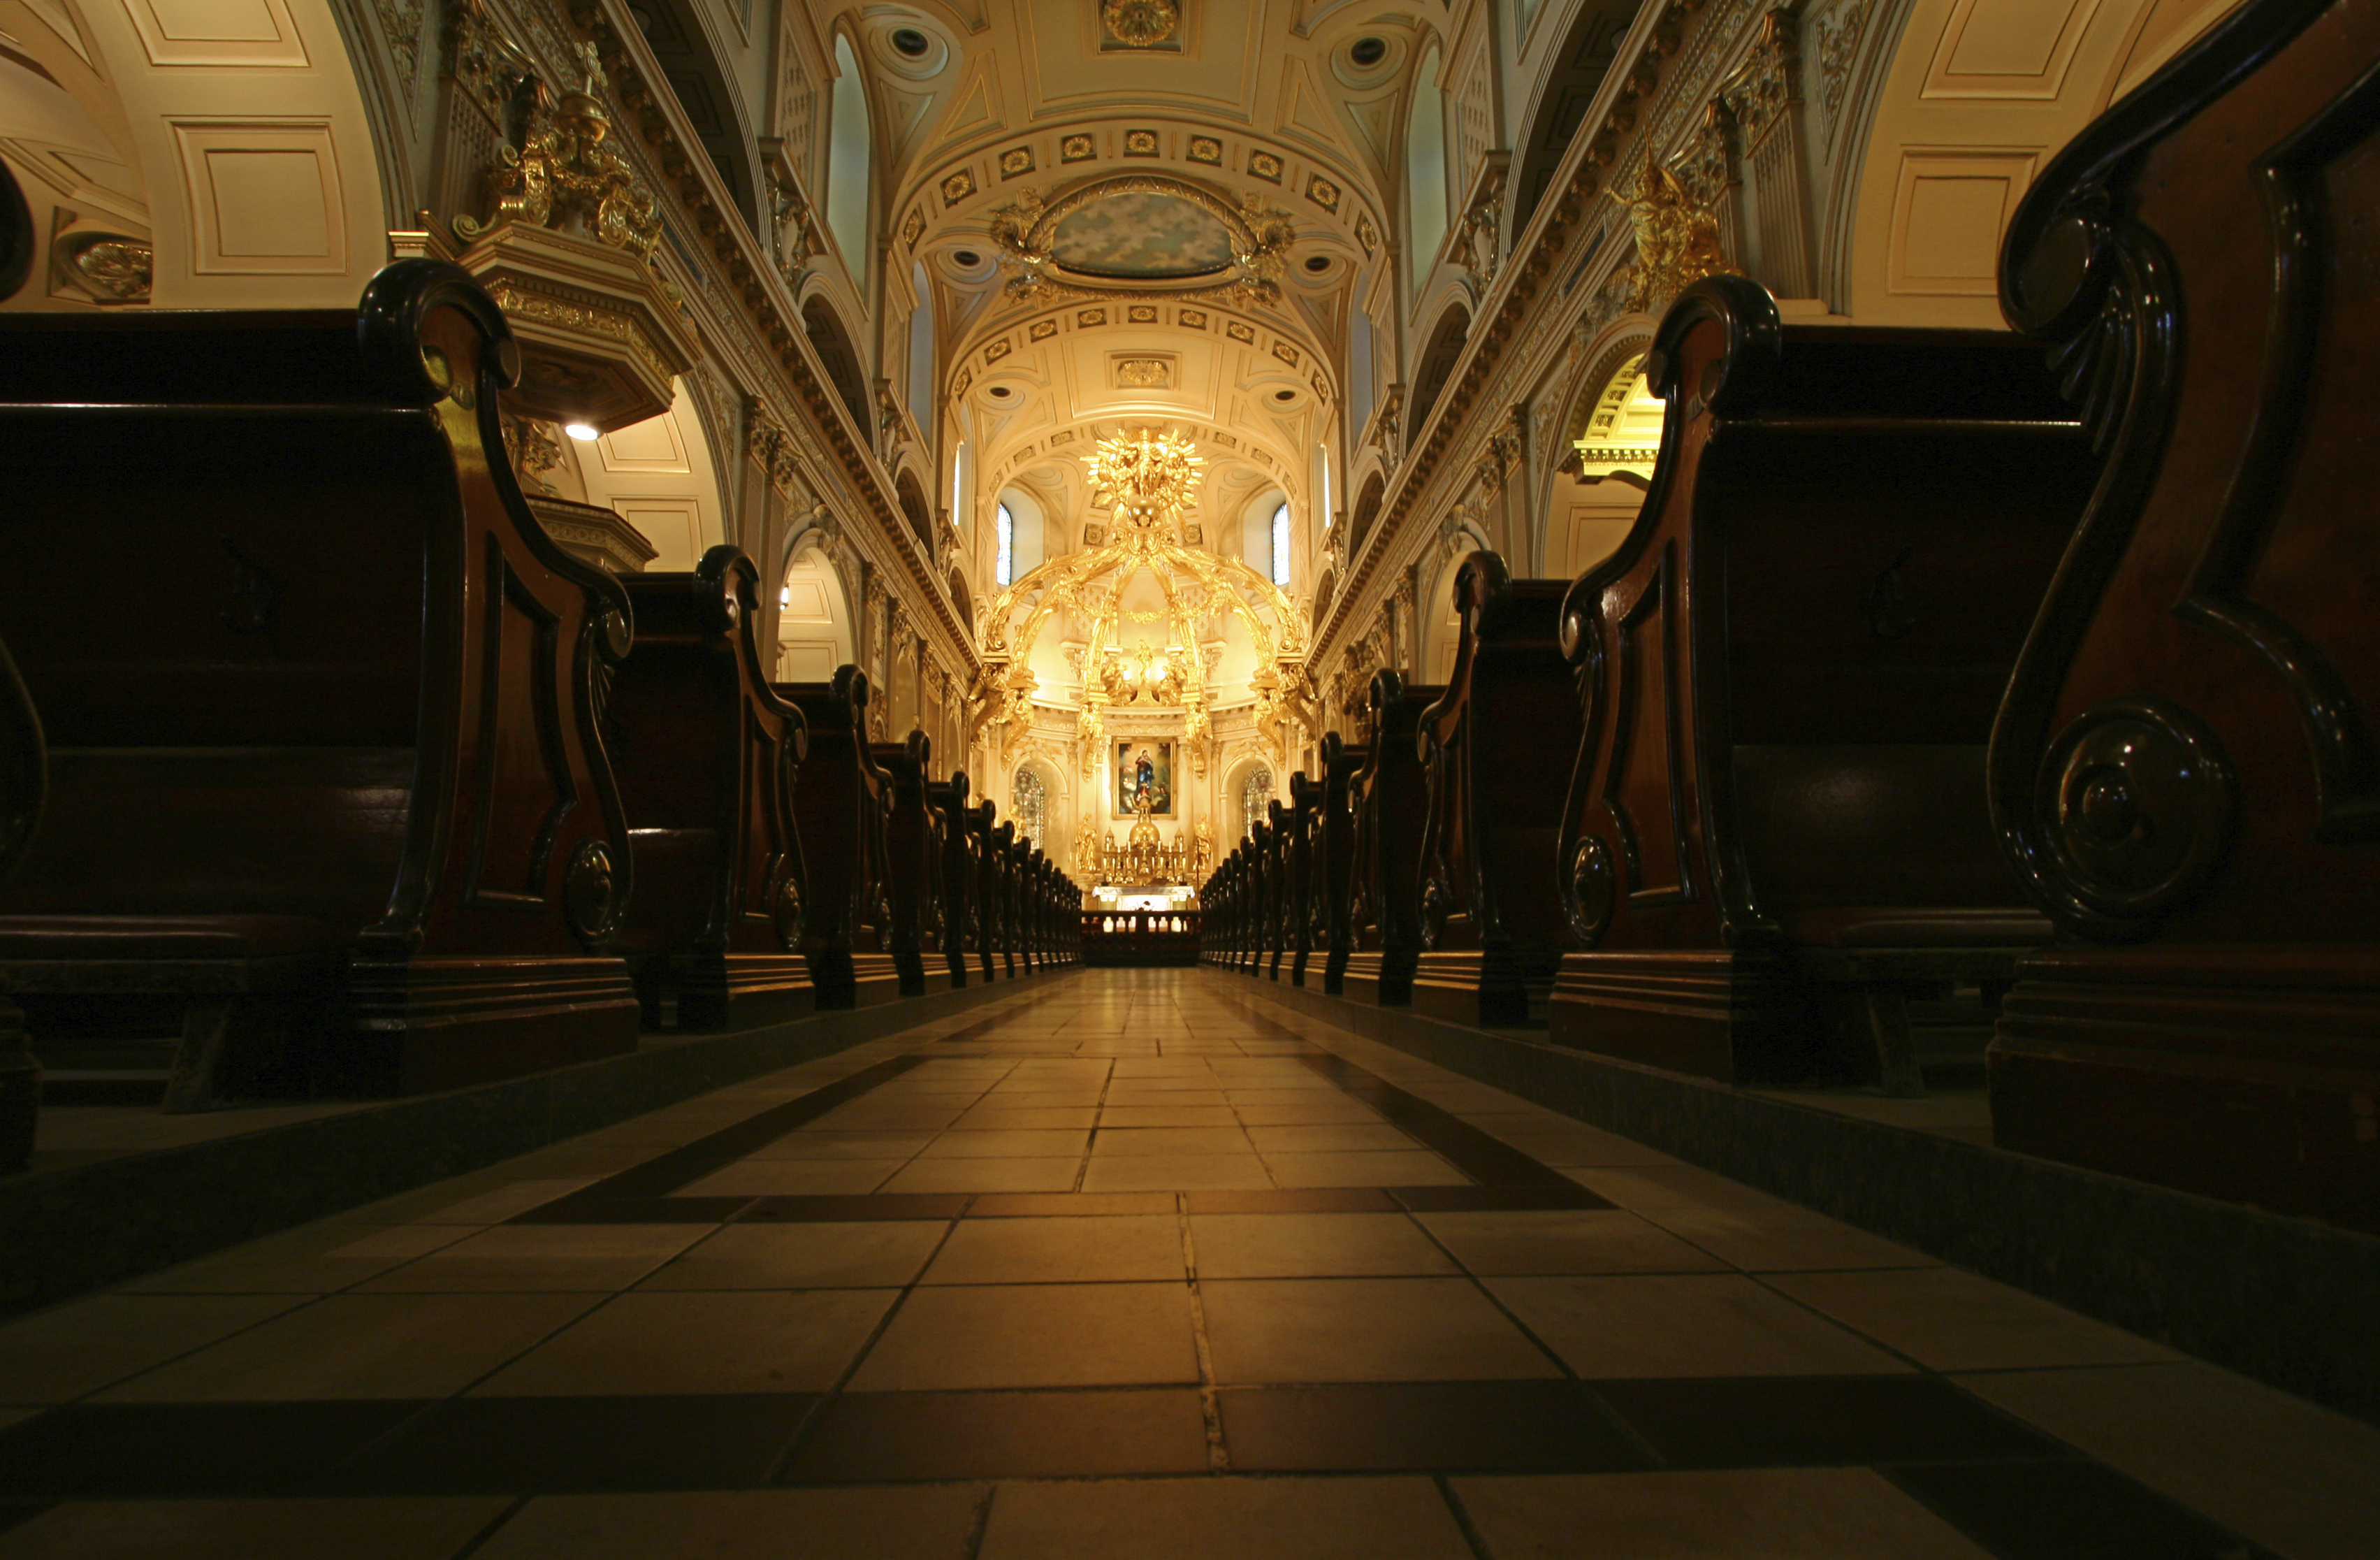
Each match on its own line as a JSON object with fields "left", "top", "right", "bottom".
{"left": 122, "top": 1225, "right": 475, "bottom": 1295}
{"left": 1634, "top": 1205, "right": 1938, "bottom": 1271}
{"left": 0, "top": 1498, "right": 514, "bottom": 1560}
{"left": 1959, "top": 1362, "right": 2380, "bottom": 1560}
{"left": 676, "top": 1160, "right": 905, "bottom": 1196}
{"left": 739, "top": 1132, "right": 936, "bottom": 1161}
{"left": 879, "top": 1156, "right": 1083, "bottom": 1194}
{"left": 1098, "top": 1105, "right": 1242, "bottom": 1128}
{"left": 1091, "top": 1127, "right": 1255, "bottom": 1156}
{"left": 849, "top": 1281, "right": 1198, "bottom": 1389}
{"left": 1101, "top": 1092, "right": 1234, "bottom": 1112}
{"left": 1191, "top": 1213, "right": 1456, "bottom": 1278}
{"left": 951, "top": 1107, "right": 1102, "bottom": 1130}
{"left": 1451, "top": 1468, "right": 1994, "bottom": 1558}
{"left": 1231, "top": 1102, "right": 1387, "bottom": 1127}
{"left": 1224, "top": 1089, "right": 1354, "bottom": 1106}
{"left": 95, "top": 1292, "right": 597, "bottom": 1401}
{"left": 1767, "top": 1267, "right": 2178, "bottom": 1371}
{"left": 1200, "top": 1277, "right": 1557, "bottom": 1383}
{"left": 1244, "top": 1124, "right": 1421, "bottom": 1154}
{"left": 475, "top": 1289, "right": 896, "bottom": 1395}
{"left": 1264, "top": 1150, "right": 1469, "bottom": 1187}
{"left": 0, "top": 1294, "right": 304, "bottom": 1402}
{"left": 1418, "top": 1211, "right": 1728, "bottom": 1276}
{"left": 980, "top": 1475, "right": 1472, "bottom": 1559}
{"left": 1104, "top": 1075, "right": 1229, "bottom": 1091}
{"left": 473, "top": 1487, "right": 987, "bottom": 1560}
{"left": 354, "top": 1225, "right": 707, "bottom": 1294}
{"left": 922, "top": 1214, "right": 1185, "bottom": 1284}
{"left": 1079, "top": 1154, "right": 1276, "bottom": 1192}
{"left": 804, "top": 1106, "right": 970, "bottom": 1132}
{"left": 637, "top": 1222, "right": 948, "bottom": 1290}
{"left": 1488, "top": 1274, "right": 1912, "bottom": 1378}
{"left": 916, "top": 1129, "right": 1091, "bottom": 1158}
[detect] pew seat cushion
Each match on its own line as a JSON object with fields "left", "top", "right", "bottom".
{"left": 0, "top": 914, "right": 346, "bottom": 990}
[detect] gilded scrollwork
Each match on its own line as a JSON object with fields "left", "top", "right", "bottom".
{"left": 457, "top": 42, "right": 662, "bottom": 265}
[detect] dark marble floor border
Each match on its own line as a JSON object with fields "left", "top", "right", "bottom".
{"left": 1218, "top": 968, "right": 2380, "bottom": 1427}
{"left": 0, "top": 1381, "right": 2277, "bottom": 1558}
{"left": 0, "top": 969, "right": 1081, "bottom": 1318}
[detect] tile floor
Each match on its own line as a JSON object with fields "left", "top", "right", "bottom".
{"left": 0, "top": 970, "right": 2374, "bottom": 1559}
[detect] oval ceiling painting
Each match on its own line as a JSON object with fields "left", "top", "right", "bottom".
{"left": 1051, "top": 192, "right": 1233, "bottom": 279}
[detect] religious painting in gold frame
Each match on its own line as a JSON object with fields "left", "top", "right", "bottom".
{"left": 1115, "top": 740, "right": 1175, "bottom": 817}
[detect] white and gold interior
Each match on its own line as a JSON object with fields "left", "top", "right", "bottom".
{"left": 0, "top": 0, "right": 2246, "bottom": 881}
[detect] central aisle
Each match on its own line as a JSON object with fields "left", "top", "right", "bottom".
{"left": 0, "top": 970, "right": 2366, "bottom": 1559}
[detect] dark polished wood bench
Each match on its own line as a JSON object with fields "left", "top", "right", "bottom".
{"left": 1414, "top": 553, "right": 1586, "bottom": 1027}
{"left": 1984, "top": 0, "right": 2380, "bottom": 1229}
{"left": 0, "top": 260, "right": 643, "bottom": 1107}
{"left": 926, "top": 770, "right": 976, "bottom": 987}
{"left": 1550, "top": 275, "right": 2099, "bottom": 1088}
{"left": 871, "top": 732, "right": 950, "bottom": 996}
{"left": 609, "top": 547, "right": 813, "bottom": 1031}
{"left": 776, "top": 668, "right": 900, "bottom": 1009}
{"left": 1342, "top": 672, "right": 1445, "bottom": 1006}
{"left": 1, "top": 628, "right": 43, "bottom": 1167}
{"left": 1286, "top": 773, "right": 1321, "bottom": 986}
{"left": 967, "top": 805, "right": 1006, "bottom": 982}
{"left": 1316, "top": 734, "right": 1370, "bottom": 996}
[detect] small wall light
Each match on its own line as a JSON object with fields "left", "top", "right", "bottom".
{"left": 563, "top": 423, "right": 599, "bottom": 442}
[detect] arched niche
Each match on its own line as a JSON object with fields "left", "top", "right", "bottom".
{"left": 1222, "top": 753, "right": 1277, "bottom": 842}
{"left": 804, "top": 295, "right": 872, "bottom": 440}
{"left": 1349, "top": 472, "right": 1386, "bottom": 553}
{"left": 895, "top": 468, "right": 934, "bottom": 551}
{"left": 1552, "top": 338, "right": 1660, "bottom": 577}
{"left": 948, "top": 568, "right": 973, "bottom": 634}
{"left": 1509, "top": 3, "right": 1637, "bottom": 243}
{"left": 777, "top": 544, "right": 855, "bottom": 683}
{"left": 1421, "top": 541, "right": 1486, "bottom": 684}
{"left": 1409, "top": 302, "right": 1470, "bottom": 435}
{"left": 625, "top": 0, "right": 759, "bottom": 233}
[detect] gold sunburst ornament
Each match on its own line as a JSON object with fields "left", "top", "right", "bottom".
{"left": 1101, "top": 0, "right": 1178, "bottom": 48}
{"left": 1084, "top": 429, "right": 1205, "bottom": 526}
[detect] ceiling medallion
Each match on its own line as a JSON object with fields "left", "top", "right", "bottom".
{"left": 987, "top": 174, "right": 1296, "bottom": 306}
{"left": 1101, "top": 0, "right": 1179, "bottom": 48}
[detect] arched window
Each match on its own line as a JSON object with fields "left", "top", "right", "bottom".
{"left": 1239, "top": 767, "right": 1273, "bottom": 840}
{"left": 906, "top": 261, "right": 936, "bottom": 435}
{"left": 996, "top": 502, "right": 1015, "bottom": 586}
{"left": 1011, "top": 766, "right": 1047, "bottom": 846}
{"left": 1270, "top": 503, "right": 1292, "bottom": 587}
{"left": 1405, "top": 48, "right": 1449, "bottom": 298}
{"left": 826, "top": 34, "right": 873, "bottom": 280}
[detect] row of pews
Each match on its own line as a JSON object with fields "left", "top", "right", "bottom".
{"left": 0, "top": 257, "right": 1074, "bottom": 1169}
{"left": 1212, "top": 0, "right": 2380, "bottom": 1234}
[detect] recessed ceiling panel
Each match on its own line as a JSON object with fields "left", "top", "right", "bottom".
{"left": 1051, "top": 192, "right": 1233, "bottom": 277}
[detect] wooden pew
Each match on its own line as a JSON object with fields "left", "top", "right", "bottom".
{"left": 1550, "top": 274, "right": 2097, "bottom": 1088}
{"left": 1341, "top": 672, "right": 1445, "bottom": 1006}
{"left": 1984, "top": 0, "right": 2380, "bottom": 1229}
{"left": 0, "top": 261, "right": 642, "bottom": 1105}
{"left": 993, "top": 822, "right": 1020, "bottom": 977}
{"left": 1, "top": 629, "right": 43, "bottom": 1168}
{"left": 776, "top": 668, "right": 901, "bottom": 1009}
{"left": 1242, "top": 818, "right": 1272, "bottom": 976}
{"left": 927, "top": 770, "right": 975, "bottom": 987}
{"left": 609, "top": 547, "right": 813, "bottom": 1030}
{"left": 1286, "top": 773, "right": 1320, "bottom": 985}
{"left": 1317, "top": 734, "right": 1370, "bottom": 996}
{"left": 967, "top": 802, "right": 1002, "bottom": 982}
{"left": 871, "top": 732, "right": 950, "bottom": 997}
{"left": 1414, "top": 553, "right": 1586, "bottom": 1027}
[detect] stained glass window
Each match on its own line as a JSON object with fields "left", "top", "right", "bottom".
{"left": 996, "top": 502, "right": 1015, "bottom": 586}
{"left": 1270, "top": 503, "right": 1291, "bottom": 586}
{"left": 1012, "top": 765, "right": 1047, "bottom": 846}
{"left": 1240, "top": 767, "right": 1272, "bottom": 840}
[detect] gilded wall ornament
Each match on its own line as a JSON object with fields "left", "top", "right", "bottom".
{"left": 1608, "top": 144, "right": 1730, "bottom": 315}
{"left": 457, "top": 43, "right": 660, "bottom": 263}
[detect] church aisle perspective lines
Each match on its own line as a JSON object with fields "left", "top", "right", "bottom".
{"left": 0, "top": 972, "right": 2370, "bottom": 1559}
